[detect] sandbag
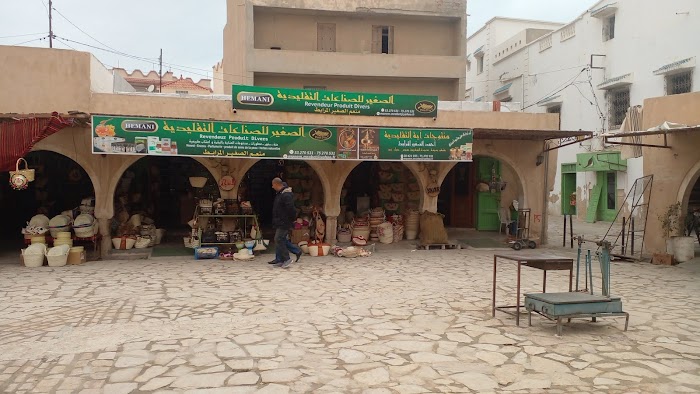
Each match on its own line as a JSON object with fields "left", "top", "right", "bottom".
{"left": 419, "top": 211, "right": 448, "bottom": 244}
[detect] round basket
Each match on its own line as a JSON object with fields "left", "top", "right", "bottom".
{"left": 392, "top": 225, "right": 404, "bottom": 243}
{"left": 22, "top": 244, "right": 46, "bottom": 267}
{"left": 31, "top": 235, "right": 47, "bottom": 245}
{"left": 73, "top": 214, "right": 96, "bottom": 238}
{"left": 405, "top": 230, "right": 418, "bottom": 240}
{"left": 134, "top": 236, "right": 152, "bottom": 249}
{"left": 337, "top": 230, "right": 352, "bottom": 243}
{"left": 112, "top": 236, "right": 136, "bottom": 250}
{"left": 352, "top": 236, "right": 368, "bottom": 246}
{"left": 377, "top": 223, "right": 393, "bottom": 244}
{"left": 189, "top": 177, "right": 207, "bottom": 188}
{"left": 29, "top": 214, "right": 50, "bottom": 228}
{"left": 49, "top": 215, "right": 72, "bottom": 238}
{"left": 47, "top": 245, "right": 70, "bottom": 267}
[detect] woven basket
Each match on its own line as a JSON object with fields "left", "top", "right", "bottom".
{"left": 134, "top": 236, "right": 152, "bottom": 249}
{"left": 337, "top": 230, "right": 352, "bottom": 243}
{"left": 22, "top": 244, "right": 46, "bottom": 267}
{"left": 11, "top": 158, "right": 35, "bottom": 182}
{"left": 47, "top": 245, "right": 70, "bottom": 267}
{"left": 73, "top": 214, "right": 96, "bottom": 238}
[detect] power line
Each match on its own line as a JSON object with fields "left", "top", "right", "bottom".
{"left": 50, "top": 4, "right": 123, "bottom": 54}
{"left": 12, "top": 36, "right": 48, "bottom": 46}
{"left": 521, "top": 67, "right": 588, "bottom": 111}
{"left": 0, "top": 32, "right": 47, "bottom": 40}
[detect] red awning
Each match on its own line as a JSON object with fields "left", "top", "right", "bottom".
{"left": 0, "top": 112, "right": 74, "bottom": 172}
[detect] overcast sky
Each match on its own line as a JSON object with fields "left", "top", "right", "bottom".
{"left": 1, "top": 0, "right": 599, "bottom": 82}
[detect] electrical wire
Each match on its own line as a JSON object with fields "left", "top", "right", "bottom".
{"left": 50, "top": 4, "right": 126, "bottom": 55}
{"left": 521, "top": 67, "right": 588, "bottom": 111}
{"left": 12, "top": 36, "right": 48, "bottom": 46}
{"left": 0, "top": 32, "right": 47, "bottom": 40}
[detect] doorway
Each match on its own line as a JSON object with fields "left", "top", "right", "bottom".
{"left": 439, "top": 162, "right": 475, "bottom": 227}
{"left": 561, "top": 169, "right": 577, "bottom": 215}
{"left": 476, "top": 157, "right": 501, "bottom": 231}
{"left": 597, "top": 171, "right": 617, "bottom": 222}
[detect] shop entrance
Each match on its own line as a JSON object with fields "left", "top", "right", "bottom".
{"left": 113, "top": 157, "right": 218, "bottom": 251}
{"left": 341, "top": 162, "right": 420, "bottom": 223}
{"left": 239, "top": 160, "right": 324, "bottom": 231}
{"left": 439, "top": 162, "right": 476, "bottom": 228}
{"left": 0, "top": 151, "right": 94, "bottom": 252}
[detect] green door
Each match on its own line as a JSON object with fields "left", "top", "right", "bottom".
{"left": 476, "top": 157, "right": 501, "bottom": 231}
{"left": 561, "top": 172, "right": 577, "bottom": 215}
{"left": 596, "top": 171, "right": 618, "bottom": 222}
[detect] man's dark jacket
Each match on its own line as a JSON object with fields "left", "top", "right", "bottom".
{"left": 272, "top": 186, "right": 296, "bottom": 229}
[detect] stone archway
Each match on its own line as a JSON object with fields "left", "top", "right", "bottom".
{"left": 678, "top": 159, "right": 700, "bottom": 213}
{"left": 2, "top": 150, "right": 96, "bottom": 239}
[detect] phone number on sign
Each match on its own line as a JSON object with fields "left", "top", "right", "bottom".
{"left": 286, "top": 150, "right": 336, "bottom": 159}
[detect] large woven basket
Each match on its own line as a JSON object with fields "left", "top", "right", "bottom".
{"left": 73, "top": 214, "right": 97, "bottom": 238}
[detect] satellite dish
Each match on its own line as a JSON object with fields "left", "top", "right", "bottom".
{"left": 147, "top": 85, "right": 155, "bottom": 93}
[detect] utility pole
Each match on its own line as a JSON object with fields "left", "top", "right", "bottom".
{"left": 48, "top": 0, "right": 54, "bottom": 48}
{"left": 159, "top": 48, "right": 163, "bottom": 93}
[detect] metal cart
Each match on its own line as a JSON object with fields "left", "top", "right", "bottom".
{"left": 509, "top": 208, "right": 537, "bottom": 250}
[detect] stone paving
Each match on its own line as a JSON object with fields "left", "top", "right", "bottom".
{"left": 1, "top": 246, "right": 699, "bottom": 393}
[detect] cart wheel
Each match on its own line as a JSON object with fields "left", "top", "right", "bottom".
{"left": 512, "top": 242, "right": 523, "bottom": 251}
{"left": 528, "top": 241, "right": 537, "bottom": 249}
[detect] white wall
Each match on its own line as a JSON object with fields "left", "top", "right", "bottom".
{"left": 470, "top": 0, "right": 700, "bottom": 218}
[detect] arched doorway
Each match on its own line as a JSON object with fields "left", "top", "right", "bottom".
{"left": 113, "top": 156, "right": 218, "bottom": 246}
{"left": 679, "top": 162, "right": 700, "bottom": 246}
{"left": 1, "top": 151, "right": 95, "bottom": 241}
{"left": 439, "top": 156, "right": 524, "bottom": 231}
{"left": 239, "top": 160, "right": 325, "bottom": 230}
{"left": 341, "top": 161, "right": 421, "bottom": 224}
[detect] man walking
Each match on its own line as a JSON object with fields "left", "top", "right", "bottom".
{"left": 268, "top": 181, "right": 302, "bottom": 265}
{"left": 271, "top": 178, "right": 297, "bottom": 268}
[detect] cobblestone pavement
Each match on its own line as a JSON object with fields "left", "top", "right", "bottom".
{"left": 1, "top": 247, "right": 699, "bottom": 393}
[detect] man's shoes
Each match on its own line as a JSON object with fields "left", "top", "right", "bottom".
{"left": 267, "top": 259, "right": 279, "bottom": 265}
{"left": 294, "top": 251, "right": 302, "bottom": 262}
{"left": 280, "top": 259, "right": 292, "bottom": 269}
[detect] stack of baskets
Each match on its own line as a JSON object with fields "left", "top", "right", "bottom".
{"left": 369, "top": 208, "right": 385, "bottom": 242}
{"left": 405, "top": 209, "right": 420, "bottom": 240}
{"left": 54, "top": 232, "right": 73, "bottom": 248}
{"left": 389, "top": 215, "right": 404, "bottom": 243}
{"left": 49, "top": 215, "right": 72, "bottom": 238}
{"left": 351, "top": 216, "right": 370, "bottom": 246}
{"left": 73, "top": 214, "right": 97, "bottom": 238}
{"left": 79, "top": 198, "right": 95, "bottom": 215}
{"left": 377, "top": 222, "right": 394, "bottom": 244}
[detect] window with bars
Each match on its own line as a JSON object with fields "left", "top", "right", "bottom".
{"left": 477, "top": 56, "right": 484, "bottom": 74}
{"left": 666, "top": 71, "right": 693, "bottom": 95}
{"left": 607, "top": 87, "right": 630, "bottom": 129}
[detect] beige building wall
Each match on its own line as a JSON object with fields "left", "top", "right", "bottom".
{"left": 2, "top": 46, "right": 561, "bottom": 257}
{"left": 641, "top": 92, "right": 700, "bottom": 254}
{"left": 223, "top": 0, "right": 467, "bottom": 100}
{"left": 254, "top": 74, "right": 457, "bottom": 101}
{"left": 254, "top": 10, "right": 459, "bottom": 56}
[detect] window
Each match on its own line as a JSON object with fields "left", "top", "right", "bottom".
{"left": 606, "top": 172, "right": 616, "bottom": 210}
{"left": 603, "top": 15, "right": 615, "bottom": 41}
{"left": 303, "top": 86, "right": 327, "bottom": 91}
{"left": 317, "top": 23, "right": 336, "bottom": 52}
{"left": 477, "top": 56, "right": 484, "bottom": 74}
{"left": 372, "top": 26, "right": 394, "bottom": 54}
{"left": 666, "top": 71, "right": 693, "bottom": 95}
{"left": 608, "top": 87, "right": 630, "bottom": 129}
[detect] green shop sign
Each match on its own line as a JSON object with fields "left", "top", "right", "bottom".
{"left": 92, "top": 115, "right": 473, "bottom": 162}
{"left": 232, "top": 85, "right": 439, "bottom": 118}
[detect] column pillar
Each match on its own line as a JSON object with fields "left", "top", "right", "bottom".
{"left": 325, "top": 216, "right": 338, "bottom": 243}
{"left": 96, "top": 216, "right": 112, "bottom": 259}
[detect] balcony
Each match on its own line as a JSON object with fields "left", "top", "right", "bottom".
{"left": 560, "top": 24, "right": 576, "bottom": 42}
{"left": 539, "top": 35, "right": 552, "bottom": 52}
{"left": 250, "top": 49, "right": 466, "bottom": 79}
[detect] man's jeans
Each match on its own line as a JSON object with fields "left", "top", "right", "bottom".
{"left": 274, "top": 228, "right": 291, "bottom": 263}
{"left": 274, "top": 237, "right": 300, "bottom": 262}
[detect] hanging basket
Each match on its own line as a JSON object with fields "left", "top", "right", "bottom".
{"left": 9, "top": 158, "right": 35, "bottom": 190}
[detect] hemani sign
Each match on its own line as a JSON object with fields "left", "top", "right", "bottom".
{"left": 92, "top": 115, "right": 472, "bottom": 162}
{"left": 232, "top": 85, "right": 439, "bottom": 118}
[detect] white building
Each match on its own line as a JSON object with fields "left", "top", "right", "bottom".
{"left": 467, "top": 0, "right": 699, "bottom": 223}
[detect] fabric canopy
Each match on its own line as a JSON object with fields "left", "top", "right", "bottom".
{"left": 0, "top": 112, "right": 73, "bottom": 172}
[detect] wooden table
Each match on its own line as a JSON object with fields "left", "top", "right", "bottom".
{"left": 492, "top": 252, "right": 574, "bottom": 326}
